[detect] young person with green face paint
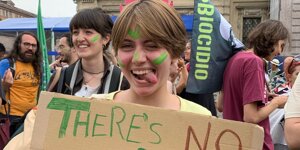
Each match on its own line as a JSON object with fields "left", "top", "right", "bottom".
{"left": 4, "top": 1, "right": 210, "bottom": 149}
{"left": 92, "top": 0, "right": 212, "bottom": 115}
{"left": 47, "top": 8, "right": 129, "bottom": 96}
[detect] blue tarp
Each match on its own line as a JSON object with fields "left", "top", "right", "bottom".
{"left": 0, "top": 15, "right": 193, "bottom": 32}
{"left": 0, "top": 17, "right": 71, "bottom": 32}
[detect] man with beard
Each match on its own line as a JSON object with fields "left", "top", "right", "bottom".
{"left": 0, "top": 32, "right": 42, "bottom": 136}
{"left": 47, "top": 33, "right": 79, "bottom": 91}
{"left": 49, "top": 33, "right": 79, "bottom": 71}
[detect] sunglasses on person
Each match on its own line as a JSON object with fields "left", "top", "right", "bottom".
{"left": 288, "top": 55, "right": 300, "bottom": 74}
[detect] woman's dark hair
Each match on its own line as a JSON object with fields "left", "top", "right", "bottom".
{"left": 246, "top": 20, "right": 289, "bottom": 58}
{"left": 9, "top": 32, "right": 42, "bottom": 77}
{"left": 69, "top": 7, "right": 113, "bottom": 50}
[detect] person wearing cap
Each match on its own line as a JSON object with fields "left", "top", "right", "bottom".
{"left": 269, "top": 58, "right": 288, "bottom": 150}
{"left": 270, "top": 59, "right": 281, "bottom": 78}
{"left": 270, "top": 58, "right": 286, "bottom": 92}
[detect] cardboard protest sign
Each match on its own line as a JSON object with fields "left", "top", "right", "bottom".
{"left": 31, "top": 92, "right": 264, "bottom": 150}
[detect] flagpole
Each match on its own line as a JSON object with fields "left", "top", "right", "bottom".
{"left": 37, "top": 0, "right": 51, "bottom": 92}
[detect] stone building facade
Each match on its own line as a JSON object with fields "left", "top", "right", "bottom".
{"left": 73, "top": 0, "right": 299, "bottom": 56}
{"left": 0, "top": 0, "right": 36, "bottom": 20}
{"left": 279, "top": 0, "right": 300, "bottom": 56}
{"left": 0, "top": 0, "right": 36, "bottom": 51}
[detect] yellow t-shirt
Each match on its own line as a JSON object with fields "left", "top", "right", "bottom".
{"left": 91, "top": 91, "right": 212, "bottom": 116}
{"left": 1, "top": 60, "right": 39, "bottom": 116}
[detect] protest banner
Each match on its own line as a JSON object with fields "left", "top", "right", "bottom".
{"left": 31, "top": 92, "right": 264, "bottom": 150}
{"left": 187, "top": 0, "right": 244, "bottom": 94}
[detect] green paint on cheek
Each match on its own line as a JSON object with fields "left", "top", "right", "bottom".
{"left": 117, "top": 59, "right": 125, "bottom": 68}
{"left": 91, "top": 35, "right": 100, "bottom": 43}
{"left": 133, "top": 51, "right": 139, "bottom": 62}
{"left": 152, "top": 51, "right": 168, "bottom": 65}
{"left": 128, "top": 28, "right": 140, "bottom": 40}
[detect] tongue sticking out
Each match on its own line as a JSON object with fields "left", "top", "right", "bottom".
{"left": 140, "top": 72, "right": 158, "bottom": 84}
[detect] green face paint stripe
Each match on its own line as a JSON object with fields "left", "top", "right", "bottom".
{"left": 91, "top": 35, "right": 100, "bottom": 43}
{"left": 152, "top": 51, "right": 168, "bottom": 65}
{"left": 133, "top": 51, "right": 139, "bottom": 62}
{"left": 117, "top": 59, "right": 125, "bottom": 68}
{"left": 128, "top": 28, "right": 140, "bottom": 40}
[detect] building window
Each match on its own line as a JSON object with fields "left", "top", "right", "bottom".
{"left": 8, "top": 12, "right": 12, "bottom": 18}
{"left": 242, "top": 17, "right": 261, "bottom": 44}
{"left": 3, "top": 10, "right": 7, "bottom": 17}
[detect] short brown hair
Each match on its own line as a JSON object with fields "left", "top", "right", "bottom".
{"left": 246, "top": 20, "right": 289, "bottom": 58}
{"left": 111, "top": 0, "right": 187, "bottom": 58}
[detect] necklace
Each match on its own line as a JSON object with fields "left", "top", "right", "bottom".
{"left": 83, "top": 72, "right": 103, "bottom": 85}
{"left": 82, "top": 68, "right": 104, "bottom": 74}
{"left": 83, "top": 75, "right": 96, "bottom": 85}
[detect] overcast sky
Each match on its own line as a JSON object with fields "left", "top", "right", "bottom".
{"left": 12, "top": 0, "right": 77, "bottom": 17}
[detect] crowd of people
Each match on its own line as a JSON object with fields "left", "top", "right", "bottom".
{"left": 0, "top": 0, "right": 299, "bottom": 149}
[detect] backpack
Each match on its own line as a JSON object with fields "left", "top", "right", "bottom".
{"left": 0, "top": 58, "right": 15, "bottom": 105}
{"left": 0, "top": 58, "right": 15, "bottom": 78}
{"left": 56, "top": 61, "right": 124, "bottom": 94}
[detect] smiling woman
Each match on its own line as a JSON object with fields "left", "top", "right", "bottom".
{"left": 46, "top": 7, "right": 129, "bottom": 97}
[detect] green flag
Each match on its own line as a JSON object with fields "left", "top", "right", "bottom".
{"left": 37, "top": 0, "right": 50, "bottom": 91}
